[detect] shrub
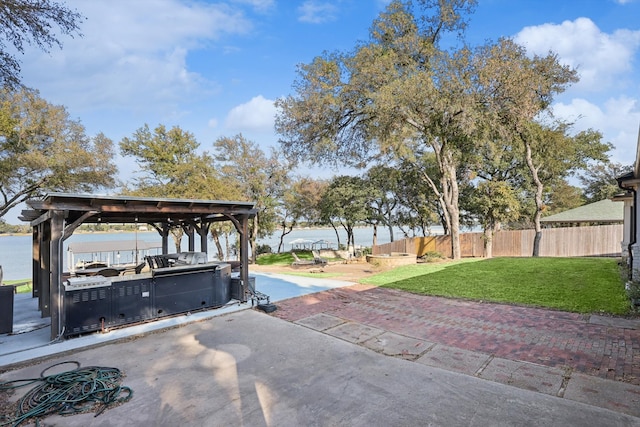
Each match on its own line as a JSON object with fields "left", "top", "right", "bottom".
{"left": 420, "top": 251, "right": 444, "bottom": 262}
{"left": 255, "top": 244, "right": 273, "bottom": 255}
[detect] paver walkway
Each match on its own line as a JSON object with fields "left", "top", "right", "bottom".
{"left": 271, "top": 284, "right": 640, "bottom": 385}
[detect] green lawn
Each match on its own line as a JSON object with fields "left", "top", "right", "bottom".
{"left": 2, "top": 279, "right": 32, "bottom": 294}
{"left": 361, "top": 257, "right": 631, "bottom": 315}
{"left": 256, "top": 251, "right": 341, "bottom": 265}
{"left": 256, "top": 252, "right": 302, "bottom": 265}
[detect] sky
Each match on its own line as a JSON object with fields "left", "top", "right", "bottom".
{"left": 4, "top": 0, "right": 640, "bottom": 223}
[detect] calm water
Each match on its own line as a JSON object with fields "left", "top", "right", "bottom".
{"left": 0, "top": 226, "right": 428, "bottom": 281}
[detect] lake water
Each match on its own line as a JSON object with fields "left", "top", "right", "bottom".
{"left": 0, "top": 226, "right": 437, "bottom": 281}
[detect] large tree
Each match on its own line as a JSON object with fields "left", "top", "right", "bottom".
{"left": 519, "top": 122, "right": 610, "bottom": 255}
{"left": 319, "top": 175, "right": 371, "bottom": 254}
{"left": 580, "top": 161, "right": 632, "bottom": 203}
{"left": 471, "top": 38, "right": 611, "bottom": 255}
{"left": 0, "top": 0, "right": 84, "bottom": 88}
{"left": 212, "top": 134, "right": 290, "bottom": 263}
{"left": 276, "top": 0, "right": 478, "bottom": 259}
{"left": 0, "top": 87, "right": 116, "bottom": 218}
{"left": 275, "top": 177, "right": 327, "bottom": 253}
{"left": 465, "top": 128, "right": 525, "bottom": 257}
{"left": 119, "top": 124, "right": 231, "bottom": 199}
{"left": 395, "top": 157, "right": 447, "bottom": 237}
{"left": 120, "top": 124, "right": 234, "bottom": 253}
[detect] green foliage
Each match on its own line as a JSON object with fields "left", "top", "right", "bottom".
{"left": 362, "top": 257, "right": 630, "bottom": 315}
{"left": 468, "top": 180, "right": 520, "bottom": 231}
{"left": 119, "top": 123, "right": 238, "bottom": 255}
{"left": 395, "top": 158, "right": 444, "bottom": 235}
{"left": 320, "top": 175, "right": 371, "bottom": 251}
{"left": 0, "top": 219, "right": 29, "bottom": 233}
{"left": 0, "top": 87, "right": 117, "bottom": 218}
{"left": 119, "top": 123, "right": 233, "bottom": 200}
{"left": 274, "top": 177, "right": 328, "bottom": 253}
{"left": 364, "top": 165, "right": 401, "bottom": 240}
{"left": 543, "top": 180, "right": 585, "bottom": 216}
{"left": 255, "top": 244, "right": 273, "bottom": 256}
{"left": 580, "top": 161, "right": 633, "bottom": 203}
{"left": 2, "top": 280, "right": 32, "bottom": 294}
{"left": 275, "top": 1, "right": 600, "bottom": 260}
{"left": 212, "top": 133, "right": 292, "bottom": 262}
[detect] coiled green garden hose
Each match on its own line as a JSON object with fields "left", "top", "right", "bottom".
{"left": 0, "top": 361, "right": 133, "bottom": 427}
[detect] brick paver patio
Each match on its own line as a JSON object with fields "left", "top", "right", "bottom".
{"left": 271, "top": 284, "right": 640, "bottom": 385}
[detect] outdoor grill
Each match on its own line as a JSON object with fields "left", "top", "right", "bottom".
{"left": 63, "top": 253, "right": 235, "bottom": 337}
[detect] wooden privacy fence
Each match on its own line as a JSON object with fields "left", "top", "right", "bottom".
{"left": 372, "top": 224, "right": 623, "bottom": 258}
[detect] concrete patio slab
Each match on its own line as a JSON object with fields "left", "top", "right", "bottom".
{"left": 416, "top": 345, "right": 492, "bottom": 376}
{"left": 589, "top": 314, "right": 640, "bottom": 330}
{"left": 294, "top": 313, "right": 345, "bottom": 331}
{"left": 479, "top": 357, "right": 566, "bottom": 396}
{"left": 1, "top": 310, "right": 638, "bottom": 427}
{"left": 564, "top": 372, "right": 640, "bottom": 417}
{"left": 324, "top": 321, "right": 384, "bottom": 344}
{"left": 362, "top": 331, "right": 434, "bottom": 360}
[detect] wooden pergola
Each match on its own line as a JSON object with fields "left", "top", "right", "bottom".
{"left": 19, "top": 193, "right": 257, "bottom": 340}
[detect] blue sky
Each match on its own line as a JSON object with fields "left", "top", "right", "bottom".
{"left": 5, "top": 0, "right": 640, "bottom": 222}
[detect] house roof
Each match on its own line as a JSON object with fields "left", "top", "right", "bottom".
{"left": 540, "top": 199, "right": 623, "bottom": 224}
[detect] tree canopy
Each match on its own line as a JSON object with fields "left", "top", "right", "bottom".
{"left": 212, "top": 133, "right": 291, "bottom": 262}
{"left": 0, "top": 86, "right": 117, "bottom": 217}
{"left": 119, "top": 123, "right": 232, "bottom": 200}
{"left": 0, "top": 0, "right": 84, "bottom": 88}
{"left": 580, "top": 161, "right": 632, "bottom": 203}
{"left": 276, "top": 0, "right": 611, "bottom": 258}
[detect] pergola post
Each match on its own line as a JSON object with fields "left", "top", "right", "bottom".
{"left": 186, "top": 224, "right": 195, "bottom": 252}
{"left": 40, "top": 221, "right": 51, "bottom": 317}
{"left": 197, "top": 222, "right": 209, "bottom": 255}
{"left": 49, "top": 210, "right": 64, "bottom": 340}
{"left": 32, "top": 225, "right": 40, "bottom": 299}
{"left": 161, "top": 223, "right": 170, "bottom": 254}
{"left": 239, "top": 214, "right": 250, "bottom": 303}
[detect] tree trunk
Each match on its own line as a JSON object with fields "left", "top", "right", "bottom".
{"left": 277, "top": 220, "right": 295, "bottom": 253}
{"left": 170, "top": 228, "right": 183, "bottom": 253}
{"left": 524, "top": 139, "right": 544, "bottom": 257}
{"left": 483, "top": 222, "right": 500, "bottom": 259}
{"left": 330, "top": 222, "right": 341, "bottom": 249}
{"left": 388, "top": 223, "right": 394, "bottom": 242}
{"left": 345, "top": 224, "right": 355, "bottom": 255}
{"left": 417, "top": 140, "right": 460, "bottom": 259}
{"left": 210, "top": 228, "right": 225, "bottom": 260}
{"left": 372, "top": 223, "right": 378, "bottom": 247}
{"left": 439, "top": 151, "right": 461, "bottom": 260}
{"left": 483, "top": 228, "right": 493, "bottom": 258}
{"left": 449, "top": 207, "right": 461, "bottom": 259}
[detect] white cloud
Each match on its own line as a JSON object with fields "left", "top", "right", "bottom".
{"left": 18, "top": 0, "right": 251, "bottom": 113}
{"left": 233, "top": 0, "right": 275, "bottom": 12}
{"left": 224, "top": 95, "right": 277, "bottom": 132}
{"left": 298, "top": 1, "right": 339, "bottom": 24}
{"left": 514, "top": 17, "right": 640, "bottom": 91}
{"left": 553, "top": 96, "right": 640, "bottom": 164}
